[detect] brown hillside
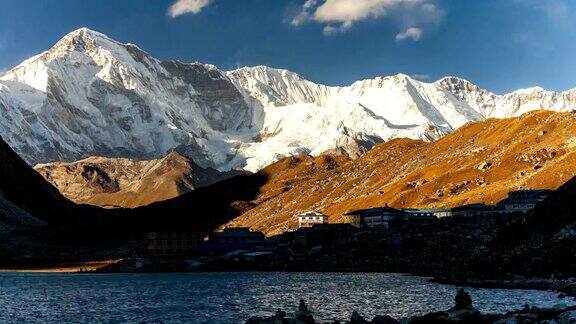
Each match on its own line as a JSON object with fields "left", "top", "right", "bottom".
{"left": 35, "top": 151, "right": 240, "bottom": 208}
{"left": 225, "top": 110, "right": 576, "bottom": 235}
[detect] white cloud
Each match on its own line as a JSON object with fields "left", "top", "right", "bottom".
{"left": 322, "top": 25, "right": 339, "bottom": 36}
{"left": 291, "top": 0, "right": 318, "bottom": 26}
{"left": 396, "top": 27, "right": 422, "bottom": 41}
{"left": 291, "top": 0, "right": 443, "bottom": 37}
{"left": 322, "top": 23, "right": 353, "bottom": 36}
{"left": 168, "top": 0, "right": 213, "bottom": 18}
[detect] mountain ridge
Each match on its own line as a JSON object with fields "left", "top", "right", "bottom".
{"left": 1, "top": 27, "right": 576, "bottom": 172}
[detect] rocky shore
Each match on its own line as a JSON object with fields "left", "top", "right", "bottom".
{"left": 432, "top": 277, "right": 576, "bottom": 298}
{"left": 246, "top": 290, "right": 576, "bottom": 324}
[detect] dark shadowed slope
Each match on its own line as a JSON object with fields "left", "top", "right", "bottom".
{"left": 0, "top": 137, "right": 106, "bottom": 266}
{"left": 0, "top": 138, "right": 77, "bottom": 225}
{"left": 0, "top": 133, "right": 264, "bottom": 249}
{"left": 492, "top": 176, "right": 576, "bottom": 276}
{"left": 109, "top": 171, "right": 268, "bottom": 235}
{"left": 0, "top": 136, "right": 266, "bottom": 266}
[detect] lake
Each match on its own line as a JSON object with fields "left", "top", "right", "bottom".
{"left": 0, "top": 272, "right": 572, "bottom": 323}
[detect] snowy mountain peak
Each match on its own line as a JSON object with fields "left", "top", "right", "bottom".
{"left": 231, "top": 65, "right": 303, "bottom": 78}
{"left": 0, "top": 28, "right": 576, "bottom": 172}
{"left": 228, "top": 65, "right": 315, "bottom": 90}
{"left": 511, "top": 86, "right": 547, "bottom": 95}
{"left": 435, "top": 76, "right": 485, "bottom": 93}
{"left": 44, "top": 27, "right": 121, "bottom": 61}
{"left": 389, "top": 73, "right": 415, "bottom": 81}
{"left": 62, "top": 27, "right": 112, "bottom": 42}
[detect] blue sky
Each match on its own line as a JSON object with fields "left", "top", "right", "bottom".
{"left": 0, "top": 0, "right": 575, "bottom": 94}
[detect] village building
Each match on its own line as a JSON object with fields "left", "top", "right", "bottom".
{"left": 403, "top": 208, "right": 452, "bottom": 218}
{"left": 497, "top": 189, "right": 551, "bottom": 214}
{"left": 345, "top": 206, "right": 439, "bottom": 229}
{"left": 344, "top": 206, "right": 406, "bottom": 229}
{"left": 450, "top": 203, "right": 497, "bottom": 217}
{"left": 147, "top": 231, "right": 204, "bottom": 258}
{"left": 209, "top": 227, "right": 266, "bottom": 245}
{"left": 201, "top": 227, "right": 267, "bottom": 252}
{"left": 293, "top": 224, "right": 356, "bottom": 249}
{"left": 297, "top": 211, "right": 328, "bottom": 228}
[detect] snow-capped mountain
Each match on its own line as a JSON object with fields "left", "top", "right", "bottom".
{"left": 1, "top": 28, "right": 575, "bottom": 172}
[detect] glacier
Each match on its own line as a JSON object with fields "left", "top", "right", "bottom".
{"left": 1, "top": 28, "right": 575, "bottom": 172}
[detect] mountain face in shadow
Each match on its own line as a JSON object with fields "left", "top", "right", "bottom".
{"left": 0, "top": 135, "right": 266, "bottom": 265}
{"left": 492, "top": 176, "right": 576, "bottom": 276}
{"left": 0, "top": 136, "right": 99, "bottom": 266}
{"left": 0, "top": 138, "right": 77, "bottom": 227}
{"left": 130, "top": 170, "right": 267, "bottom": 231}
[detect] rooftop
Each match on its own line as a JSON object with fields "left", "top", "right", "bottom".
{"left": 345, "top": 206, "right": 403, "bottom": 216}
{"left": 298, "top": 211, "right": 328, "bottom": 217}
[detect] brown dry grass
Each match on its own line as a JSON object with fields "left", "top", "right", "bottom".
{"left": 225, "top": 110, "right": 576, "bottom": 235}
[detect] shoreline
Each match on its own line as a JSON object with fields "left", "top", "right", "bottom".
{"left": 4, "top": 258, "right": 575, "bottom": 298}
{"left": 0, "top": 259, "right": 122, "bottom": 273}
{"left": 247, "top": 291, "right": 576, "bottom": 324}
{"left": 96, "top": 258, "right": 576, "bottom": 297}
{"left": 432, "top": 276, "right": 576, "bottom": 297}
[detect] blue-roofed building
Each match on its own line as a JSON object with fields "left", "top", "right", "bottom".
{"left": 345, "top": 206, "right": 437, "bottom": 229}
{"left": 497, "top": 189, "right": 552, "bottom": 214}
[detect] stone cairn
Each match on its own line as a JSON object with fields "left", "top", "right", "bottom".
{"left": 245, "top": 288, "right": 576, "bottom": 323}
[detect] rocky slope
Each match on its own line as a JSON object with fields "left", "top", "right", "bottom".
{"left": 223, "top": 110, "right": 576, "bottom": 235}
{"left": 34, "top": 151, "right": 240, "bottom": 208}
{"left": 1, "top": 28, "right": 576, "bottom": 172}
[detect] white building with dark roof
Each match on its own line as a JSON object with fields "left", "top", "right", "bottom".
{"left": 297, "top": 211, "right": 328, "bottom": 228}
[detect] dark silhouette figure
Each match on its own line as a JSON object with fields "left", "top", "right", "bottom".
{"left": 454, "top": 288, "right": 473, "bottom": 310}
{"left": 296, "top": 299, "right": 314, "bottom": 324}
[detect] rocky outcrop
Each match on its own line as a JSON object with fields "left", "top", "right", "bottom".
{"left": 35, "top": 151, "right": 241, "bottom": 208}
{"left": 245, "top": 291, "right": 576, "bottom": 324}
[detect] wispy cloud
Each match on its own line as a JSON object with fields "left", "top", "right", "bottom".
{"left": 396, "top": 27, "right": 422, "bottom": 41}
{"left": 543, "top": 0, "right": 570, "bottom": 20}
{"left": 0, "top": 32, "right": 10, "bottom": 75}
{"left": 290, "top": 0, "right": 444, "bottom": 38}
{"left": 410, "top": 73, "right": 431, "bottom": 81}
{"left": 513, "top": 0, "right": 572, "bottom": 24}
{"left": 168, "top": 0, "right": 213, "bottom": 18}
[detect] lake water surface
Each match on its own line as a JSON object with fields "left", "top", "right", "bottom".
{"left": 0, "top": 272, "right": 572, "bottom": 323}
